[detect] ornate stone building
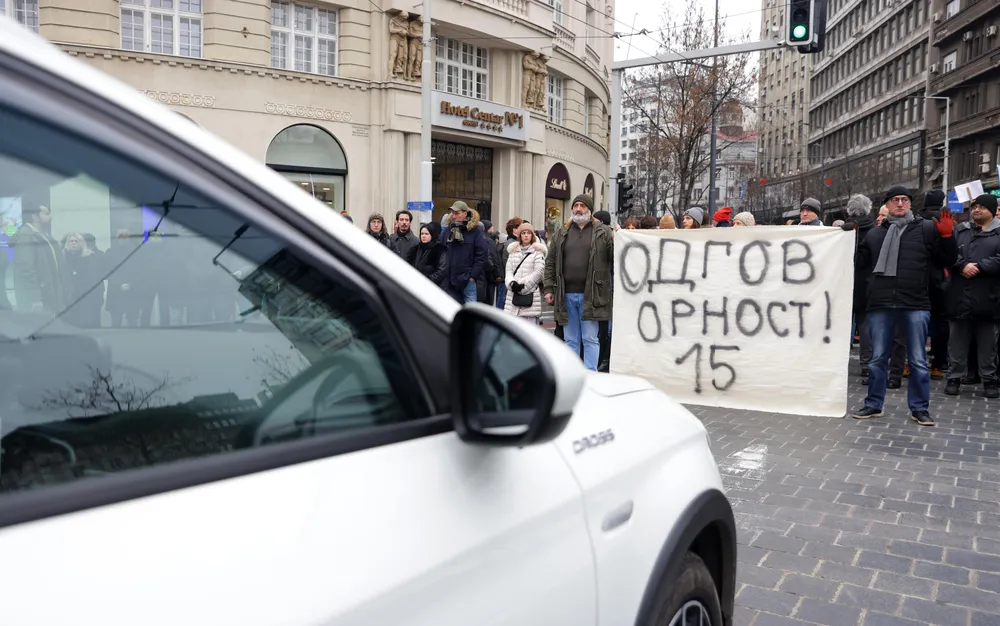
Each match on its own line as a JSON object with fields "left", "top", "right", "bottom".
{"left": 14, "top": 0, "right": 614, "bottom": 232}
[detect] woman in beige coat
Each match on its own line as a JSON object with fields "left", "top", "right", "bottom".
{"left": 504, "top": 222, "right": 547, "bottom": 323}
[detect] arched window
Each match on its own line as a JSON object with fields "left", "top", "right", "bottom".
{"left": 266, "top": 124, "right": 348, "bottom": 213}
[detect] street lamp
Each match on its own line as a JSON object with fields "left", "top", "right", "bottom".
{"left": 915, "top": 95, "right": 951, "bottom": 195}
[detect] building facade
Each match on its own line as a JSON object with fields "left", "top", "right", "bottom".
{"left": 9, "top": 0, "right": 613, "bottom": 240}
{"left": 804, "top": 0, "right": 932, "bottom": 220}
{"left": 756, "top": 0, "right": 811, "bottom": 184}
{"left": 926, "top": 0, "right": 1000, "bottom": 195}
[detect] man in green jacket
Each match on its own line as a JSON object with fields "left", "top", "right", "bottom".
{"left": 543, "top": 193, "right": 614, "bottom": 370}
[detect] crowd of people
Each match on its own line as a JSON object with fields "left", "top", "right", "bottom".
{"left": 370, "top": 185, "right": 1000, "bottom": 427}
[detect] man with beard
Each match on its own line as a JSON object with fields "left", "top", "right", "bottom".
{"left": 388, "top": 209, "right": 418, "bottom": 260}
{"left": 542, "top": 194, "right": 614, "bottom": 371}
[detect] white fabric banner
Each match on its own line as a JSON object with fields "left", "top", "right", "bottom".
{"left": 610, "top": 227, "right": 856, "bottom": 417}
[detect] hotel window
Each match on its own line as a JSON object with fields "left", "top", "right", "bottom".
{"left": 547, "top": 76, "right": 564, "bottom": 125}
{"left": 120, "top": 0, "right": 202, "bottom": 57}
{"left": 551, "top": 0, "right": 564, "bottom": 26}
{"left": 435, "top": 37, "right": 488, "bottom": 99}
{"left": 271, "top": 1, "right": 339, "bottom": 76}
{"left": 1, "top": 0, "right": 38, "bottom": 32}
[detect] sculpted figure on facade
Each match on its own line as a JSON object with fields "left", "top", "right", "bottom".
{"left": 521, "top": 52, "right": 539, "bottom": 108}
{"left": 406, "top": 15, "right": 423, "bottom": 81}
{"left": 532, "top": 54, "right": 549, "bottom": 110}
{"left": 388, "top": 12, "right": 410, "bottom": 78}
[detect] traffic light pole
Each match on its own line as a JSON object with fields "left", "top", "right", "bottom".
{"left": 609, "top": 39, "right": 786, "bottom": 221}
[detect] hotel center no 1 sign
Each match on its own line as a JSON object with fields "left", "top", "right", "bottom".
{"left": 431, "top": 91, "right": 530, "bottom": 142}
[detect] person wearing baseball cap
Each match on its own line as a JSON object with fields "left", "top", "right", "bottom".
{"left": 851, "top": 184, "right": 957, "bottom": 426}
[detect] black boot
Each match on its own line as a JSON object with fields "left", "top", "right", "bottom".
{"left": 944, "top": 379, "right": 961, "bottom": 396}
{"left": 985, "top": 381, "right": 999, "bottom": 399}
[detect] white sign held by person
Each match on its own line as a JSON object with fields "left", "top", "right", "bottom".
{"left": 611, "top": 227, "right": 855, "bottom": 417}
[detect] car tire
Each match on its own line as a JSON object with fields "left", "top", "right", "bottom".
{"left": 650, "top": 551, "right": 724, "bottom": 626}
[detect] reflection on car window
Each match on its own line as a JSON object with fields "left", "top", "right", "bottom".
{"left": 0, "top": 103, "right": 422, "bottom": 495}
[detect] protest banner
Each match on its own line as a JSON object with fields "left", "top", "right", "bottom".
{"left": 610, "top": 227, "right": 855, "bottom": 417}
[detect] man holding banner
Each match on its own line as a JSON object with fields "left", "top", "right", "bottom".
{"left": 851, "top": 185, "right": 956, "bottom": 426}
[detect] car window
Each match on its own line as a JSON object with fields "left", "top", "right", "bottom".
{"left": 0, "top": 102, "right": 425, "bottom": 496}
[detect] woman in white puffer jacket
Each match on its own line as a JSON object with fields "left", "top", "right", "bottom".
{"left": 503, "top": 222, "right": 547, "bottom": 323}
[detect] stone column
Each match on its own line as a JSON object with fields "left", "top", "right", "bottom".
{"left": 338, "top": 8, "right": 372, "bottom": 81}
{"left": 516, "top": 152, "right": 535, "bottom": 223}
{"left": 382, "top": 130, "right": 407, "bottom": 217}
{"left": 532, "top": 153, "right": 548, "bottom": 227}
{"left": 39, "top": 0, "right": 119, "bottom": 47}
{"left": 202, "top": 0, "right": 269, "bottom": 65}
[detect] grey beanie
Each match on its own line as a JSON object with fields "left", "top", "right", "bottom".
{"left": 800, "top": 197, "right": 822, "bottom": 215}
{"left": 845, "top": 194, "right": 872, "bottom": 218}
{"left": 684, "top": 207, "right": 705, "bottom": 224}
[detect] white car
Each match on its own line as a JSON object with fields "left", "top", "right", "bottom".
{"left": 0, "top": 18, "right": 736, "bottom": 626}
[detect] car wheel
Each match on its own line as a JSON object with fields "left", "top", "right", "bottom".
{"left": 651, "top": 552, "right": 724, "bottom": 626}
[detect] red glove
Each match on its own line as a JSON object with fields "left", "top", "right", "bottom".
{"left": 934, "top": 208, "right": 954, "bottom": 238}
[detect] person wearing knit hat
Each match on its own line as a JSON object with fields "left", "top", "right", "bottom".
{"left": 542, "top": 193, "right": 614, "bottom": 371}
{"left": 942, "top": 192, "right": 1000, "bottom": 399}
{"left": 593, "top": 210, "right": 612, "bottom": 226}
{"left": 659, "top": 213, "right": 676, "bottom": 229}
{"left": 799, "top": 197, "right": 823, "bottom": 225}
{"left": 732, "top": 212, "right": 756, "bottom": 227}
{"left": 713, "top": 206, "right": 733, "bottom": 227}
{"left": 850, "top": 183, "right": 957, "bottom": 425}
{"left": 682, "top": 207, "right": 704, "bottom": 229}
{"left": 919, "top": 188, "right": 951, "bottom": 379}
{"left": 923, "top": 189, "right": 946, "bottom": 220}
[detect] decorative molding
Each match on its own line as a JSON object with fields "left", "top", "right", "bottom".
{"left": 546, "top": 148, "right": 576, "bottom": 163}
{"left": 264, "top": 102, "right": 353, "bottom": 122}
{"left": 545, "top": 121, "right": 609, "bottom": 160}
{"left": 139, "top": 89, "right": 215, "bottom": 108}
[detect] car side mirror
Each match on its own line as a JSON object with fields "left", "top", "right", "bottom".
{"left": 449, "top": 303, "right": 587, "bottom": 446}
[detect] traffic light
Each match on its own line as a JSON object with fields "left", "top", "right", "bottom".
{"left": 788, "top": 0, "right": 814, "bottom": 45}
{"left": 789, "top": 0, "right": 828, "bottom": 54}
{"left": 617, "top": 179, "right": 635, "bottom": 212}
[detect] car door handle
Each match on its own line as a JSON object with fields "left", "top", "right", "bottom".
{"left": 601, "top": 501, "right": 634, "bottom": 532}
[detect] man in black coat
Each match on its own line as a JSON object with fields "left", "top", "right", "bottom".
{"left": 942, "top": 194, "right": 1000, "bottom": 399}
{"left": 842, "top": 194, "right": 877, "bottom": 377}
{"left": 920, "top": 189, "right": 950, "bottom": 378}
{"left": 850, "top": 185, "right": 957, "bottom": 426}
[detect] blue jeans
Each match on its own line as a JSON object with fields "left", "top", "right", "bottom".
{"left": 865, "top": 309, "right": 931, "bottom": 412}
{"left": 564, "top": 292, "right": 600, "bottom": 371}
{"left": 450, "top": 280, "right": 478, "bottom": 304}
{"left": 496, "top": 283, "right": 506, "bottom": 309}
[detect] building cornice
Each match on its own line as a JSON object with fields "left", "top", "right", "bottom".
{"left": 544, "top": 119, "right": 609, "bottom": 160}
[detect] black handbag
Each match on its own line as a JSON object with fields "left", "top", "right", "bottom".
{"left": 510, "top": 253, "right": 534, "bottom": 307}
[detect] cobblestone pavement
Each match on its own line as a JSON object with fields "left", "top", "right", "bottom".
{"left": 689, "top": 350, "right": 1000, "bottom": 626}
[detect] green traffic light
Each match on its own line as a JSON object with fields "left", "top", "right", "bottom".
{"left": 792, "top": 24, "right": 808, "bottom": 39}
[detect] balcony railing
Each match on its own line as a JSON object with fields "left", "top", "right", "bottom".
{"left": 585, "top": 43, "right": 599, "bottom": 70}
{"left": 930, "top": 50, "right": 1000, "bottom": 95}
{"left": 474, "top": 0, "right": 528, "bottom": 16}
{"left": 932, "top": 0, "right": 1000, "bottom": 46}
{"left": 927, "top": 104, "right": 1000, "bottom": 146}
{"left": 554, "top": 23, "right": 575, "bottom": 53}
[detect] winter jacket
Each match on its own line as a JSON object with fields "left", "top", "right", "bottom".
{"left": 438, "top": 209, "right": 490, "bottom": 288}
{"left": 406, "top": 241, "right": 448, "bottom": 287}
{"left": 944, "top": 218, "right": 1000, "bottom": 320}
{"left": 504, "top": 241, "right": 546, "bottom": 318}
{"left": 543, "top": 218, "right": 615, "bottom": 324}
{"left": 918, "top": 206, "right": 948, "bottom": 294}
{"left": 389, "top": 230, "right": 419, "bottom": 260}
{"left": 843, "top": 214, "right": 876, "bottom": 313}
{"left": 857, "top": 216, "right": 958, "bottom": 311}
{"left": 9, "top": 224, "right": 71, "bottom": 313}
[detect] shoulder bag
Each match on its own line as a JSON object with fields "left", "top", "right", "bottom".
{"left": 510, "top": 253, "right": 534, "bottom": 308}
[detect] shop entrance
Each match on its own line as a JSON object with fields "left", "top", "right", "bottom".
{"left": 544, "top": 162, "right": 571, "bottom": 239}
{"left": 431, "top": 140, "right": 494, "bottom": 222}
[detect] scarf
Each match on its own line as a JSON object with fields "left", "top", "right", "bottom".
{"left": 873, "top": 210, "right": 915, "bottom": 277}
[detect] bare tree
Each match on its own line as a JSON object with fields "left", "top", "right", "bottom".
{"left": 39, "top": 366, "right": 178, "bottom": 418}
{"left": 251, "top": 345, "right": 310, "bottom": 396}
{"left": 621, "top": 0, "right": 756, "bottom": 219}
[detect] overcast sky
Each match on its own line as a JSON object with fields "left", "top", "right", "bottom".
{"left": 611, "top": 0, "right": 763, "bottom": 62}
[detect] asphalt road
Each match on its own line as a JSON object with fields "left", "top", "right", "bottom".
{"left": 691, "top": 348, "right": 1000, "bottom": 626}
